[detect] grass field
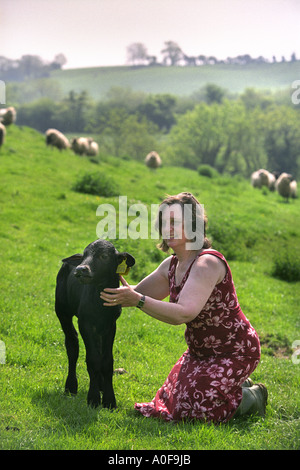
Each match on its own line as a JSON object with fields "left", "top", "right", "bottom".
{"left": 0, "top": 125, "right": 299, "bottom": 450}
{"left": 48, "top": 61, "right": 300, "bottom": 100}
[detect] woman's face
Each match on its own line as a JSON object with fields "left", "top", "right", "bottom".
{"left": 161, "top": 203, "right": 187, "bottom": 250}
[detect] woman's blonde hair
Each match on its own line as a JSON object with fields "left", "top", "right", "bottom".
{"left": 156, "top": 192, "right": 212, "bottom": 252}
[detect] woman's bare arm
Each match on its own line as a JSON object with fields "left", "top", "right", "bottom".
{"left": 100, "top": 254, "right": 226, "bottom": 325}
{"left": 133, "top": 256, "right": 172, "bottom": 300}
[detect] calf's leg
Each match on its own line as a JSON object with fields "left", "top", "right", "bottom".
{"left": 79, "top": 321, "right": 102, "bottom": 408}
{"left": 56, "top": 308, "right": 79, "bottom": 395}
{"left": 101, "top": 324, "right": 117, "bottom": 409}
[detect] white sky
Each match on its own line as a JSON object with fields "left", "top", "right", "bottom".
{"left": 0, "top": 0, "right": 299, "bottom": 69}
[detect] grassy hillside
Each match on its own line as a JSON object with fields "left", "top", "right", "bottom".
{"left": 0, "top": 125, "right": 299, "bottom": 450}
{"left": 49, "top": 61, "right": 300, "bottom": 100}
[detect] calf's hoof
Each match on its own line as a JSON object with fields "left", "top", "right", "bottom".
{"left": 102, "top": 400, "right": 117, "bottom": 410}
{"left": 87, "top": 391, "right": 101, "bottom": 408}
{"left": 65, "top": 376, "right": 78, "bottom": 395}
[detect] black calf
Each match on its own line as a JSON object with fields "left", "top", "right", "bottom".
{"left": 55, "top": 239, "right": 135, "bottom": 408}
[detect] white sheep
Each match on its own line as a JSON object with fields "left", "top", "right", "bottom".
{"left": 275, "top": 172, "right": 295, "bottom": 201}
{"left": 145, "top": 151, "right": 162, "bottom": 169}
{"left": 267, "top": 172, "right": 277, "bottom": 191}
{"left": 71, "top": 137, "right": 89, "bottom": 155}
{"left": 0, "top": 122, "right": 6, "bottom": 149}
{"left": 86, "top": 139, "right": 99, "bottom": 156}
{"left": 251, "top": 169, "right": 269, "bottom": 188}
{"left": 0, "top": 106, "right": 17, "bottom": 126}
{"left": 290, "top": 180, "right": 298, "bottom": 199}
{"left": 71, "top": 137, "right": 99, "bottom": 156}
{"left": 45, "top": 128, "right": 70, "bottom": 150}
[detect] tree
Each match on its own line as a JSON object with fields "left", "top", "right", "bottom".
{"left": 18, "top": 55, "right": 45, "bottom": 79}
{"left": 183, "top": 55, "right": 197, "bottom": 66}
{"left": 161, "top": 41, "right": 182, "bottom": 66}
{"left": 127, "top": 43, "right": 148, "bottom": 65}
{"left": 198, "top": 55, "right": 207, "bottom": 65}
{"left": 260, "top": 105, "right": 300, "bottom": 176}
{"left": 54, "top": 90, "right": 91, "bottom": 132}
{"left": 164, "top": 101, "right": 267, "bottom": 176}
{"left": 95, "top": 107, "right": 157, "bottom": 158}
{"left": 204, "top": 84, "right": 226, "bottom": 104}
{"left": 52, "top": 53, "right": 67, "bottom": 69}
{"left": 17, "top": 98, "right": 58, "bottom": 131}
{"left": 138, "top": 94, "right": 177, "bottom": 131}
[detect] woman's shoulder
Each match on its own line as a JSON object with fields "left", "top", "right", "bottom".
{"left": 194, "top": 249, "right": 228, "bottom": 284}
{"left": 195, "top": 249, "right": 225, "bottom": 266}
{"left": 157, "top": 255, "right": 175, "bottom": 275}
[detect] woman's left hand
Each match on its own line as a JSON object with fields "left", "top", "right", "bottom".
{"left": 100, "top": 276, "right": 141, "bottom": 307}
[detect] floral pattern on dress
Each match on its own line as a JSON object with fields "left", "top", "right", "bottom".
{"left": 135, "top": 250, "right": 261, "bottom": 423}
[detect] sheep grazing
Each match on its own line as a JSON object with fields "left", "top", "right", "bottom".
{"left": 145, "top": 151, "right": 162, "bottom": 169}
{"left": 71, "top": 137, "right": 99, "bottom": 156}
{"left": 0, "top": 122, "right": 6, "bottom": 149}
{"left": 45, "top": 128, "right": 70, "bottom": 151}
{"left": 86, "top": 139, "right": 99, "bottom": 156}
{"left": 275, "top": 172, "right": 297, "bottom": 201}
{"left": 251, "top": 169, "right": 270, "bottom": 189}
{"left": 71, "top": 137, "right": 88, "bottom": 155}
{"left": 290, "top": 180, "right": 298, "bottom": 199}
{"left": 0, "top": 107, "right": 17, "bottom": 126}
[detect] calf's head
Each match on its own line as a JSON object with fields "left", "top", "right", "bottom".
{"left": 62, "top": 239, "right": 135, "bottom": 285}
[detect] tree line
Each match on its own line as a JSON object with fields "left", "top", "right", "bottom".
{"left": 10, "top": 82, "right": 300, "bottom": 179}
{"left": 0, "top": 54, "right": 67, "bottom": 81}
{"left": 127, "top": 41, "right": 298, "bottom": 67}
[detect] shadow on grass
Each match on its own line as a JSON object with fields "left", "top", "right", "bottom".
{"left": 30, "top": 384, "right": 268, "bottom": 448}
{"left": 31, "top": 387, "right": 100, "bottom": 430}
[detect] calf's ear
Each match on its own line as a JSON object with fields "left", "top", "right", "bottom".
{"left": 116, "top": 252, "right": 135, "bottom": 275}
{"left": 117, "top": 252, "right": 135, "bottom": 267}
{"left": 62, "top": 253, "right": 83, "bottom": 266}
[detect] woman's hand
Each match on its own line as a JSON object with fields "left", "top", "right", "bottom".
{"left": 100, "top": 276, "right": 142, "bottom": 307}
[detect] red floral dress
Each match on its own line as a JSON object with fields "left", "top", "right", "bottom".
{"left": 134, "top": 250, "right": 261, "bottom": 423}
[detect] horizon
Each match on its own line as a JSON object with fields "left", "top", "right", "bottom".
{"left": 1, "top": 0, "right": 299, "bottom": 70}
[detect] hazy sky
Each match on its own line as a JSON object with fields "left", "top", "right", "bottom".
{"left": 1, "top": 0, "right": 299, "bottom": 69}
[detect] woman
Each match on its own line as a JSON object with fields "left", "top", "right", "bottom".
{"left": 100, "top": 192, "right": 267, "bottom": 423}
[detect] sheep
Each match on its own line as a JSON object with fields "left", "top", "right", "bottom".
{"left": 71, "top": 137, "right": 99, "bottom": 156}
{"left": 290, "top": 180, "right": 298, "bottom": 199}
{"left": 145, "top": 151, "right": 162, "bottom": 169}
{"left": 45, "top": 128, "right": 70, "bottom": 150}
{"left": 275, "top": 172, "right": 296, "bottom": 201}
{"left": 71, "top": 137, "right": 89, "bottom": 155}
{"left": 0, "top": 107, "right": 17, "bottom": 126}
{"left": 251, "top": 169, "right": 270, "bottom": 189}
{"left": 267, "top": 172, "right": 276, "bottom": 191}
{"left": 0, "top": 122, "right": 6, "bottom": 149}
{"left": 86, "top": 139, "right": 99, "bottom": 156}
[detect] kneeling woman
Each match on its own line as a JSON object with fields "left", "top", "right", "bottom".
{"left": 100, "top": 192, "right": 267, "bottom": 423}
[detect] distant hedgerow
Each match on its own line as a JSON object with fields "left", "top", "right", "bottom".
{"left": 271, "top": 250, "right": 300, "bottom": 282}
{"left": 198, "top": 164, "right": 219, "bottom": 178}
{"left": 72, "top": 171, "right": 118, "bottom": 197}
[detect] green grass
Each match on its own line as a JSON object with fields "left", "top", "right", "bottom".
{"left": 46, "top": 61, "right": 300, "bottom": 100}
{"left": 0, "top": 125, "right": 300, "bottom": 450}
